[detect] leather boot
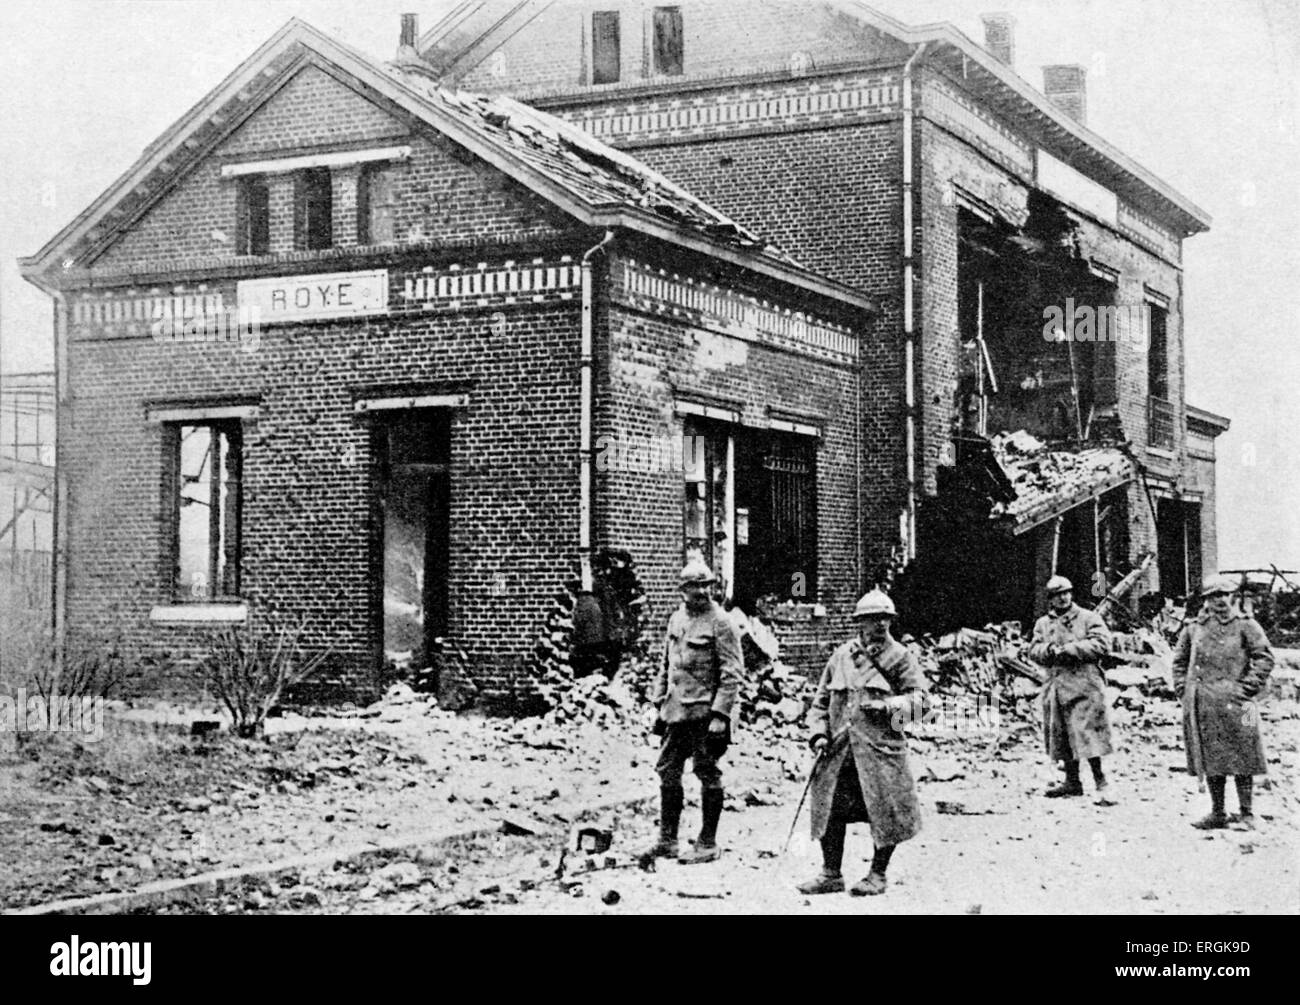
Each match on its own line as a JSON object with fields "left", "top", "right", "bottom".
{"left": 679, "top": 789, "right": 724, "bottom": 864}
{"left": 645, "top": 785, "right": 682, "bottom": 857}
{"left": 1046, "top": 760, "right": 1083, "bottom": 798}
{"left": 797, "top": 871, "right": 845, "bottom": 895}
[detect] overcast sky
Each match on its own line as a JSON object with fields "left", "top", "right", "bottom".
{"left": 1, "top": 0, "right": 1296, "bottom": 572}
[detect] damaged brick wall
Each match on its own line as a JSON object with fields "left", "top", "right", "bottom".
{"left": 450, "top": 0, "right": 911, "bottom": 97}
{"left": 63, "top": 297, "right": 587, "bottom": 702}
{"left": 626, "top": 123, "right": 909, "bottom": 572}
{"left": 916, "top": 95, "right": 1188, "bottom": 604}
{"left": 597, "top": 249, "right": 865, "bottom": 669}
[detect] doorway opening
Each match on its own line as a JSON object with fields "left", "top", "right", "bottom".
{"left": 372, "top": 409, "right": 452, "bottom": 675}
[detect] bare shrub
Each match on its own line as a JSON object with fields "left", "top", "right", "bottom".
{"left": 199, "top": 617, "right": 331, "bottom": 739}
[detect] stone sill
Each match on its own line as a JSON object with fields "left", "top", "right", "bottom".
{"left": 149, "top": 603, "right": 248, "bottom": 625}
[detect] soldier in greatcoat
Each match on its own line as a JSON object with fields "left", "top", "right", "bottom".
{"left": 798, "top": 589, "right": 930, "bottom": 897}
{"left": 644, "top": 559, "right": 744, "bottom": 864}
{"left": 1172, "top": 575, "right": 1274, "bottom": 829}
{"left": 1028, "top": 575, "right": 1113, "bottom": 797}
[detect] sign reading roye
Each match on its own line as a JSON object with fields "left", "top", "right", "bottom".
{"left": 237, "top": 269, "right": 389, "bottom": 323}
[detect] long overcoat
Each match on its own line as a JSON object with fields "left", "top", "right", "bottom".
{"left": 1172, "top": 609, "right": 1273, "bottom": 777}
{"left": 806, "top": 636, "right": 929, "bottom": 847}
{"left": 1029, "top": 603, "right": 1113, "bottom": 761}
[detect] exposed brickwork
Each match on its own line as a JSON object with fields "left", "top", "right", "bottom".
{"left": 450, "top": 0, "right": 910, "bottom": 98}
{"left": 597, "top": 250, "right": 865, "bottom": 658}
{"left": 630, "top": 124, "right": 909, "bottom": 568}
{"left": 218, "top": 64, "right": 409, "bottom": 156}
{"left": 95, "top": 74, "right": 571, "bottom": 271}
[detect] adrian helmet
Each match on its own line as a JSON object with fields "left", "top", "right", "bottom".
{"left": 1200, "top": 575, "right": 1238, "bottom": 597}
{"left": 852, "top": 588, "right": 897, "bottom": 619}
{"left": 1045, "top": 575, "right": 1074, "bottom": 596}
{"left": 678, "top": 558, "right": 717, "bottom": 587}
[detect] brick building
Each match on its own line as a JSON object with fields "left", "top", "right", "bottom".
{"left": 20, "top": 19, "right": 876, "bottom": 703}
{"left": 422, "top": 0, "right": 1231, "bottom": 631}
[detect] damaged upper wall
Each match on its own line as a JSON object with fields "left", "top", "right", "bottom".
{"left": 424, "top": 0, "right": 911, "bottom": 96}
{"left": 918, "top": 111, "right": 1188, "bottom": 486}
{"left": 427, "top": 2, "right": 1208, "bottom": 244}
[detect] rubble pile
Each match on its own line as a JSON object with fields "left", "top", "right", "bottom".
{"left": 730, "top": 608, "right": 810, "bottom": 734}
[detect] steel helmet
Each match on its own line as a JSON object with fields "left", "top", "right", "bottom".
{"left": 678, "top": 558, "right": 717, "bottom": 586}
{"left": 853, "top": 588, "right": 897, "bottom": 619}
{"left": 1045, "top": 575, "right": 1073, "bottom": 595}
{"left": 1200, "top": 575, "right": 1238, "bottom": 597}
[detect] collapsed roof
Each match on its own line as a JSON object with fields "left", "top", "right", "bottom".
{"left": 385, "top": 65, "right": 793, "bottom": 263}
{"left": 990, "top": 430, "right": 1136, "bottom": 535}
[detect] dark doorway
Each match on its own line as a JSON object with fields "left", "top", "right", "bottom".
{"left": 733, "top": 429, "right": 817, "bottom": 612}
{"left": 373, "top": 410, "right": 451, "bottom": 672}
{"left": 1157, "top": 498, "right": 1202, "bottom": 601}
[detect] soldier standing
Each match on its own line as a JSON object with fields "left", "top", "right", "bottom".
{"left": 798, "top": 589, "right": 929, "bottom": 897}
{"left": 644, "top": 559, "right": 744, "bottom": 865}
{"left": 1029, "top": 575, "right": 1113, "bottom": 797}
{"left": 1173, "top": 576, "right": 1274, "bottom": 829}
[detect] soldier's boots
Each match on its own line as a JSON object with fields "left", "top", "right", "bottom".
{"left": 796, "top": 871, "right": 845, "bottom": 895}
{"left": 678, "top": 789, "right": 724, "bottom": 865}
{"left": 850, "top": 872, "right": 888, "bottom": 897}
{"left": 1047, "top": 760, "right": 1084, "bottom": 798}
{"left": 678, "top": 841, "right": 721, "bottom": 865}
{"left": 1191, "top": 812, "right": 1228, "bottom": 830}
{"left": 645, "top": 785, "right": 683, "bottom": 858}
{"left": 643, "top": 836, "right": 680, "bottom": 858}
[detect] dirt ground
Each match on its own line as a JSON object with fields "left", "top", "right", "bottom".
{"left": 79, "top": 695, "right": 1298, "bottom": 917}
{"left": 4, "top": 686, "right": 1297, "bottom": 914}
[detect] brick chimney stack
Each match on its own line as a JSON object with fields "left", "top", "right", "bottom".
{"left": 1043, "top": 64, "right": 1088, "bottom": 125}
{"left": 396, "top": 13, "right": 420, "bottom": 63}
{"left": 980, "top": 13, "right": 1016, "bottom": 70}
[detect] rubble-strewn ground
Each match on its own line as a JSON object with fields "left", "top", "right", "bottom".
{"left": 0, "top": 687, "right": 807, "bottom": 912}
{"left": 5, "top": 677, "right": 1297, "bottom": 915}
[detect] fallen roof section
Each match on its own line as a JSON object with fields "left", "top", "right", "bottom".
{"left": 989, "top": 430, "right": 1136, "bottom": 535}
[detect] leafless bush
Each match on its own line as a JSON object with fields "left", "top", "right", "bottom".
{"left": 199, "top": 617, "right": 331, "bottom": 739}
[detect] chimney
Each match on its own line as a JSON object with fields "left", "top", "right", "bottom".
{"left": 980, "top": 12, "right": 1016, "bottom": 69}
{"left": 396, "top": 13, "right": 420, "bottom": 63}
{"left": 1042, "top": 64, "right": 1087, "bottom": 124}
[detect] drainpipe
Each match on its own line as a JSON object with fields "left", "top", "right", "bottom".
{"left": 901, "top": 42, "right": 928, "bottom": 561}
{"left": 579, "top": 230, "right": 616, "bottom": 592}
{"left": 45, "top": 285, "right": 69, "bottom": 674}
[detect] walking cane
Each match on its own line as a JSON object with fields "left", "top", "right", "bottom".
{"left": 782, "top": 747, "right": 825, "bottom": 855}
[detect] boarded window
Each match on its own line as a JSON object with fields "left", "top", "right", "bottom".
{"left": 294, "top": 167, "right": 333, "bottom": 251}
{"left": 235, "top": 176, "right": 269, "bottom": 255}
{"left": 653, "top": 6, "right": 684, "bottom": 76}
{"left": 592, "top": 11, "right": 621, "bottom": 84}
{"left": 170, "top": 421, "right": 242, "bottom": 600}
{"left": 358, "top": 164, "right": 400, "bottom": 245}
